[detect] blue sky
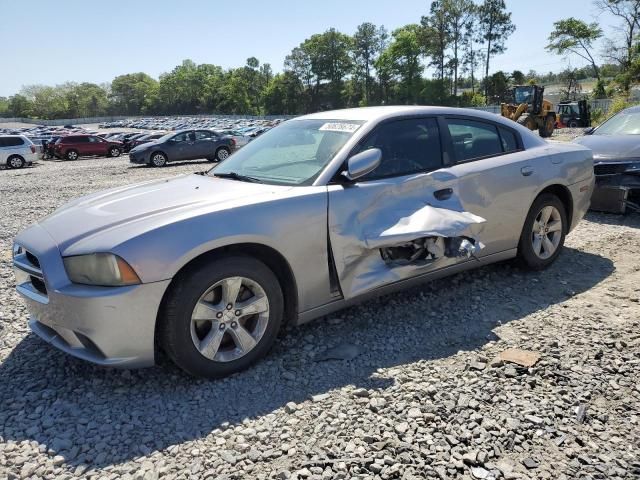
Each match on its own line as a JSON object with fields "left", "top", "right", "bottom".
{"left": 0, "top": 0, "right": 620, "bottom": 96}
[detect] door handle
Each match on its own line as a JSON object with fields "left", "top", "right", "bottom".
{"left": 521, "top": 166, "right": 534, "bottom": 176}
{"left": 434, "top": 188, "right": 453, "bottom": 201}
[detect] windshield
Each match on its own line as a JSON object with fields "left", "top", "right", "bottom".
{"left": 515, "top": 87, "right": 534, "bottom": 104}
{"left": 595, "top": 110, "right": 640, "bottom": 135}
{"left": 209, "top": 119, "right": 364, "bottom": 185}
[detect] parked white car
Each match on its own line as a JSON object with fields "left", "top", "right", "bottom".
{"left": 0, "top": 135, "right": 37, "bottom": 169}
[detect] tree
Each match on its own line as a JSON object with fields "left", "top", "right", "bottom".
{"left": 477, "top": 0, "right": 515, "bottom": 101}
{"left": 511, "top": 70, "right": 525, "bottom": 85}
{"left": 444, "top": 0, "right": 476, "bottom": 96}
{"left": 262, "top": 72, "right": 304, "bottom": 114}
{"left": 546, "top": 17, "right": 603, "bottom": 83}
{"left": 483, "top": 71, "right": 510, "bottom": 103}
{"left": 422, "top": 1, "right": 450, "bottom": 82}
{"left": 383, "top": 25, "right": 425, "bottom": 104}
{"left": 352, "top": 23, "right": 388, "bottom": 105}
{"left": 7, "top": 94, "right": 32, "bottom": 117}
{"left": 111, "top": 73, "right": 159, "bottom": 115}
{"left": 595, "top": 0, "right": 640, "bottom": 72}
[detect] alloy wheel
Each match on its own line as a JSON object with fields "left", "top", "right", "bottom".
{"left": 190, "top": 276, "right": 270, "bottom": 362}
{"left": 531, "top": 205, "right": 562, "bottom": 260}
{"left": 217, "top": 149, "right": 230, "bottom": 161}
{"left": 9, "top": 157, "right": 23, "bottom": 168}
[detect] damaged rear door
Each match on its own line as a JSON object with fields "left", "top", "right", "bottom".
{"left": 327, "top": 117, "right": 486, "bottom": 299}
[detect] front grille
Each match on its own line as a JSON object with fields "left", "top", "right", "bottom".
{"left": 594, "top": 163, "right": 629, "bottom": 176}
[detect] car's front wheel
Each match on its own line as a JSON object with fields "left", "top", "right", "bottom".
{"left": 159, "top": 256, "right": 284, "bottom": 378}
{"left": 108, "top": 146, "right": 121, "bottom": 157}
{"left": 150, "top": 152, "right": 167, "bottom": 167}
{"left": 518, "top": 193, "right": 567, "bottom": 270}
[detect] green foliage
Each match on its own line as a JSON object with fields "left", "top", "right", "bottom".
{"left": 546, "top": 17, "right": 603, "bottom": 81}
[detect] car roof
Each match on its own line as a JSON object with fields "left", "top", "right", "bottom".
{"left": 298, "top": 106, "right": 546, "bottom": 146}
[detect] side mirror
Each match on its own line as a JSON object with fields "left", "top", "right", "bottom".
{"left": 583, "top": 127, "right": 595, "bottom": 135}
{"left": 342, "top": 148, "right": 382, "bottom": 181}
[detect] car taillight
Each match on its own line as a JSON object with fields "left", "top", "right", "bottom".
{"left": 30, "top": 145, "right": 36, "bottom": 153}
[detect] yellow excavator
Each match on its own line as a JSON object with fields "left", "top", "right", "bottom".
{"left": 500, "top": 85, "right": 556, "bottom": 138}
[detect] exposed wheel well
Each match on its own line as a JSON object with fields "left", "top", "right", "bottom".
{"left": 538, "top": 184, "right": 573, "bottom": 231}
{"left": 155, "top": 243, "right": 298, "bottom": 356}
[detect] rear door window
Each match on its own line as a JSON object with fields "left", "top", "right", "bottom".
{"left": 446, "top": 119, "right": 504, "bottom": 162}
{"left": 498, "top": 127, "right": 520, "bottom": 153}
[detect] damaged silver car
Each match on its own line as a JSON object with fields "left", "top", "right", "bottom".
{"left": 13, "top": 106, "right": 594, "bottom": 378}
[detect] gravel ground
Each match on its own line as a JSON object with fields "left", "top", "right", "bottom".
{"left": 1, "top": 152, "right": 639, "bottom": 480}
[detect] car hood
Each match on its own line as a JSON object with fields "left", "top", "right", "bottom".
{"left": 573, "top": 134, "right": 640, "bottom": 161}
{"left": 130, "top": 141, "right": 159, "bottom": 152}
{"left": 37, "top": 174, "right": 294, "bottom": 255}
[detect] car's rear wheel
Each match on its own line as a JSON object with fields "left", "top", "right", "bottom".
{"left": 567, "top": 120, "right": 579, "bottom": 128}
{"left": 160, "top": 256, "right": 284, "bottom": 378}
{"left": 108, "top": 146, "right": 121, "bottom": 157}
{"left": 518, "top": 193, "right": 567, "bottom": 270}
{"left": 65, "top": 150, "right": 79, "bottom": 161}
{"left": 7, "top": 155, "right": 25, "bottom": 169}
{"left": 150, "top": 152, "right": 167, "bottom": 167}
{"left": 215, "top": 147, "right": 230, "bottom": 162}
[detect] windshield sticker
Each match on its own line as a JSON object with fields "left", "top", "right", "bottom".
{"left": 319, "top": 122, "right": 361, "bottom": 133}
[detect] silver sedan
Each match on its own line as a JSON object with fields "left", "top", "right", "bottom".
{"left": 13, "top": 106, "right": 594, "bottom": 378}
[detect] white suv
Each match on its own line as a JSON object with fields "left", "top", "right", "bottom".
{"left": 0, "top": 135, "right": 37, "bottom": 169}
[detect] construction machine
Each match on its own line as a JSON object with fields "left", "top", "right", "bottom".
{"left": 500, "top": 85, "right": 556, "bottom": 138}
{"left": 556, "top": 99, "right": 591, "bottom": 128}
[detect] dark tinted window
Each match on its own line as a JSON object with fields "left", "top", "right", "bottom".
{"left": 498, "top": 127, "right": 519, "bottom": 153}
{"left": 0, "top": 137, "right": 25, "bottom": 147}
{"left": 446, "top": 119, "right": 503, "bottom": 162}
{"left": 356, "top": 118, "right": 442, "bottom": 180}
{"left": 88, "top": 136, "right": 103, "bottom": 143}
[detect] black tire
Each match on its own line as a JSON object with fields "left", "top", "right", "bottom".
{"left": 517, "top": 193, "right": 567, "bottom": 270}
{"left": 7, "top": 155, "right": 25, "bottom": 169}
{"left": 108, "top": 146, "right": 121, "bottom": 157}
{"left": 538, "top": 114, "right": 555, "bottom": 138}
{"left": 159, "top": 256, "right": 284, "bottom": 378}
{"left": 567, "top": 120, "right": 579, "bottom": 128}
{"left": 215, "top": 147, "right": 231, "bottom": 162}
{"left": 150, "top": 151, "right": 167, "bottom": 167}
{"left": 65, "top": 150, "right": 79, "bottom": 161}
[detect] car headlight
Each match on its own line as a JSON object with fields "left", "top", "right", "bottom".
{"left": 63, "top": 253, "right": 141, "bottom": 286}
{"left": 624, "top": 162, "right": 640, "bottom": 172}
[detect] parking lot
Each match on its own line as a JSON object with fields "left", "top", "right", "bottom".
{"left": 1, "top": 149, "right": 639, "bottom": 479}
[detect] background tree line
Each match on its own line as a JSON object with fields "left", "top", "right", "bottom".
{"left": 1, "top": 0, "right": 639, "bottom": 120}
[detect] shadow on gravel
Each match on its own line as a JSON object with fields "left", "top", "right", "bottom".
{"left": 586, "top": 211, "right": 640, "bottom": 228}
{"left": 0, "top": 247, "right": 614, "bottom": 469}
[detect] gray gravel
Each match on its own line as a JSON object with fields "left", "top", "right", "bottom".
{"left": 1, "top": 155, "right": 640, "bottom": 480}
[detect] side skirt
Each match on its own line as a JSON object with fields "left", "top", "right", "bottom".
{"left": 295, "top": 249, "right": 518, "bottom": 325}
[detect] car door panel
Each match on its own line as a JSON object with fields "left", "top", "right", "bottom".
{"left": 327, "top": 168, "right": 488, "bottom": 299}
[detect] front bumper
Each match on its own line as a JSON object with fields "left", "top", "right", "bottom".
{"left": 129, "top": 150, "right": 150, "bottom": 164}
{"left": 13, "top": 224, "right": 171, "bottom": 368}
{"left": 591, "top": 161, "right": 640, "bottom": 213}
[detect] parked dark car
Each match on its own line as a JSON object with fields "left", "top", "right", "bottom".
{"left": 574, "top": 105, "right": 640, "bottom": 213}
{"left": 129, "top": 129, "right": 235, "bottom": 167}
{"left": 53, "top": 135, "right": 123, "bottom": 160}
{"left": 122, "top": 133, "right": 150, "bottom": 153}
{"left": 128, "top": 133, "right": 165, "bottom": 150}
